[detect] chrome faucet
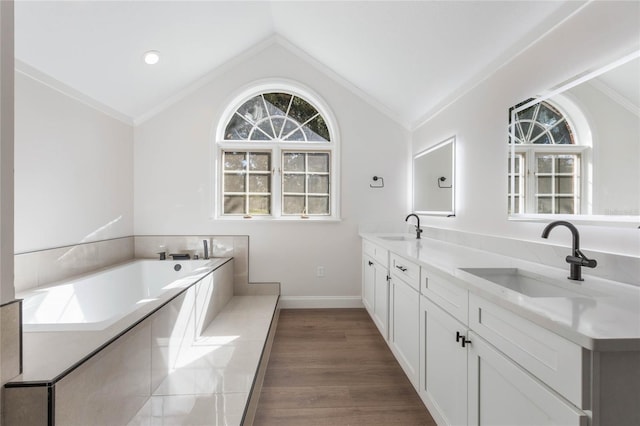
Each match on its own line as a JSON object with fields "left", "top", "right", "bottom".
{"left": 405, "top": 213, "right": 422, "bottom": 239}
{"left": 203, "top": 239, "right": 209, "bottom": 260}
{"left": 541, "top": 220, "right": 597, "bottom": 281}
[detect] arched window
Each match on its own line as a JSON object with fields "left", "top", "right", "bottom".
{"left": 216, "top": 84, "right": 339, "bottom": 220}
{"left": 509, "top": 99, "right": 588, "bottom": 215}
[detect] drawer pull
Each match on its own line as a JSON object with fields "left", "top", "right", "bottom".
{"left": 455, "top": 331, "right": 471, "bottom": 348}
{"left": 396, "top": 265, "right": 408, "bottom": 272}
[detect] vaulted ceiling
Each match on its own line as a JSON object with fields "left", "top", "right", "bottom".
{"left": 15, "top": 1, "right": 586, "bottom": 128}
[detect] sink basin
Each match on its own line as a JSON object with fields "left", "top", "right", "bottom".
{"left": 379, "top": 235, "right": 418, "bottom": 241}
{"left": 460, "top": 268, "right": 585, "bottom": 298}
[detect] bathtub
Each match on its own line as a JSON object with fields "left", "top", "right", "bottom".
{"left": 20, "top": 259, "right": 219, "bottom": 332}
{"left": 7, "top": 257, "right": 236, "bottom": 425}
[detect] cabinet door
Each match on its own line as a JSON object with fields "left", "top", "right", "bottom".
{"left": 362, "top": 255, "right": 376, "bottom": 314}
{"left": 372, "top": 261, "right": 389, "bottom": 340}
{"left": 467, "top": 331, "right": 588, "bottom": 426}
{"left": 420, "top": 296, "right": 467, "bottom": 426}
{"left": 390, "top": 277, "right": 420, "bottom": 387}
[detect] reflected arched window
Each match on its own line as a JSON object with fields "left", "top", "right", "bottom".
{"left": 509, "top": 99, "right": 587, "bottom": 215}
{"left": 217, "top": 85, "right": 339, "bottom": 220}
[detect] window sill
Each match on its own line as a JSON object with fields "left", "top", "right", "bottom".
{"left": 211, "top": 215, "right": 342, "bottom": 223}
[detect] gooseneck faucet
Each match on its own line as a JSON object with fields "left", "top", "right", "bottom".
{"left": 405, "top": 213, "right": 422, "bottom": 239}
{"left": 541, "top": 220, "right": 597, "bottom": 281}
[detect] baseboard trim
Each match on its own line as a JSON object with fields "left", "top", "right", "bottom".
{"left": 278, "top": 296, "right": 363, "bottom": 309}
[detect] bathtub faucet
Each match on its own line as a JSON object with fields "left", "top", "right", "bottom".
{"left": 203, "top": 239, "right": 209, "bottom": 260}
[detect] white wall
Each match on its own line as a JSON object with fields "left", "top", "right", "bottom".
{"left": 134, "top": 42, "right": 409, "bottom": 301}
{"left": 413, "top": 1, "right": 640, "bottom": 257}
{"left": 14, "top": 72, "right": 134, "bottom": 253}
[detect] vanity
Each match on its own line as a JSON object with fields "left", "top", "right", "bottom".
{"left": 361, "top": 233, "right": 640, "bottom": 426}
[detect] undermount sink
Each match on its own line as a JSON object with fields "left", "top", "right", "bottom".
{"left": 379, "top": 235, "right": 418, "bottom": 241}
{"left": 460, "top": 268, "right": 585, "bottom": 298}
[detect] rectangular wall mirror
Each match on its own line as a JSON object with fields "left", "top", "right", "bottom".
{"left": 413, "top": 136, "right": 455, "bottom": 216}
{"left": 508, "top": 50, "right": 639, "bottom": 226}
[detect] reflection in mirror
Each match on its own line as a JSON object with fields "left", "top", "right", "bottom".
{"left": 413, "top": 137, "right": 455, "bottom": 216}
{"left": 508, "top": 51, "right": 639, "bottom": 224}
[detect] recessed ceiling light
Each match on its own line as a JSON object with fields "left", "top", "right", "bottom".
{"left": 143, "top": 50, "right": 160, "bottom": 65}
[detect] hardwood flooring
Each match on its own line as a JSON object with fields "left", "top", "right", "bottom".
{"left": 253, "top": 308, "right": 436, "bottom": 426}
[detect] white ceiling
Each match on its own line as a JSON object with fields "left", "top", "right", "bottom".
{"left": 15, "top": 1, "right": 585, "bottom": 128}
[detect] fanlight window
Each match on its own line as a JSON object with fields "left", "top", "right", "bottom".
{"left": 217, "top": 88, "right": 337, "bottom": 219}
{"left": 224, "top": 93, "right": 330, "bottom": 142}
{"left": 509, "top": 100, "right": 584, "bottom": 215}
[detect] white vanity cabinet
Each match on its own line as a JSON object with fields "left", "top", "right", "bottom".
{"left": 420, "top": 295, "right": 468, "bottom": 426}
{"left": 420, "top": 269, "right": 588, "bottom": 426}
{"left": 362, "top": 240, "right": 390, "bottom": 339}
{"left": 389, "top": 253, "right": 421, "bottom": 387}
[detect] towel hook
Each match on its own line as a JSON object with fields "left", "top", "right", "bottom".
{"left": 370, "top": 176, "right": 384, "bottom": 188}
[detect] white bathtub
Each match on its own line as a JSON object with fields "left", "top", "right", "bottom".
{"left": 20, "top": 259, "right": 220, "bottom": 332}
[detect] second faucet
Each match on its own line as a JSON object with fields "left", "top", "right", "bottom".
{"left": 405, "top": 213, "right": 422, "bottom": 239}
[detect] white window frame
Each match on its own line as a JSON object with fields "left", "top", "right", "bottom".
{"left": 213, "top": 80, "right": 340, "bottom": 221}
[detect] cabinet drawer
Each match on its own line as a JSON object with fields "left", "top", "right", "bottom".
{"left": 390, "top": 253, "right": 420, "bottom": 291}
{"left": 421, "top": 268, "right": 468, "bottom": 325}
{"left": 363, "top": 240, "right": 388, "bottom": 267}
{"left": 469, "top": 294, "right": 589, "bottom": 409}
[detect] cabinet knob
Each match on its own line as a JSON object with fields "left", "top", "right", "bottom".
{"left": 368, "top": 261, "right": 374, "bottom": 266}
{"left": 396, "top": 265, "right": 408, "bottom": 272}
{"left": 455, "top": 331, "right": 463, "bottom": 342}
{"left": 461, "top": 338, "right": 472, "bottom": 348}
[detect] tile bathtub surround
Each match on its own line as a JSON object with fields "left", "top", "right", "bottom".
{"left": 14, "top": 236, "right": 134, "bottom": 293}
{"left": 0, "top": 300, "right": 21, "bottom": 384}
{"left": 134, "top": 235, "right": 279, "bottom": 296}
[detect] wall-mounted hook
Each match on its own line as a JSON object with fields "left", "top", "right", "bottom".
{"left": 370, "top": 176, "right": 384, "bottom": 188}
{"left": 437, "top": 176, "right": 452, "bottom": 189}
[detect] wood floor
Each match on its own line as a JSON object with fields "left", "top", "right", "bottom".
{"left": 253, "top": 308, "right": 436, "bottom": 426}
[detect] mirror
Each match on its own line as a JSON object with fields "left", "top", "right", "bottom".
{"left": 508, "top": 51, "right": 639, "bottom": 225}
{"left": 413, "top": 136, "right": 455, "bottom": 216}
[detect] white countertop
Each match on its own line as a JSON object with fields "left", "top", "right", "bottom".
{"left": 361, "top": 233, "right": 640, "bottom": 352}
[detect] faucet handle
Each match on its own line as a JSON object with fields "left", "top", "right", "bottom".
{"left": 566, "top": 249, "right": 597, "bottom": 268}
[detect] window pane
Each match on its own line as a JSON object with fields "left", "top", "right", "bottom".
{"left": 284, "top": 129, "right": 305, "bottom": 141}
{"left": 533, "top": 133, "right": 552, "bottom": 144}
{"left": 283, "top": 153, "right": 305, "bottom": 172}
{"left": 308, "top": 175, "right": 329, "bottom": 194}
{"left": 550, "top": 123, "right": 572, "bottom": 144}
{"left": 262, "top": 93, "right": 291, "bottom": 117}
{"left": 249, "top": 127, "right": 271, "bottom": 141}
{"left": 283, "top": 174, "right": 304, "bottom": 193}
{"left": 249, "top": 175, "right": 270, "bottom": 193}
{"left": 237, "top": 96, "right": 265, "bottom": 123}
{"left": 281, "top": 118, "right": 299, "bottom": 140}
{"left": 224, "top": 152, "right": 246, "bottom": 171}
{"left": 556, "top": 177, "right": 573, "bottom": 194}
{"left": 271, "top": 117, "right": 285, "bottom": 139}
{"left": 537, "top": 177, "right": 551, "bottom": 194}
{"left": 308, "top": 153, "right": 329, "bottom": 173}
{"left": 308, "top": 196, "right": 329, "bottom": 214}
{"left": 225, "top": 115, "right": 252, "bottom": 140}
{"left": 538, "top": 104, "right": 562, "bottom": 126}
{"left": 303, "top": 115, "right": 330, "bottom": 141}
{"left": 224, "top": 195, "right": 245, "bottom": 214}
{"left": 249, "top": 153, "right": 270, "bottom": 171}
{"left": 249, "top": 195, "right": 270, "bottom": 214}
{"left": 288, "top": 96, "right": 318, "bottom": 127}
{"left": 556, "top": 198, "right": 574, "bottom": 214}
{"left": 224, "top": 174, "right": 245, "bottom": 192}
{"left": 283, "top": 195, "right": 304, "bottom": 214}
{"left": 557, "top": 156, "right": 574, "bottom": 173}
{"left": 537, "top": 197, "right": 552, "bottom": 213}
{"left": 257, "top": 120, "right": 275, "bottom": 139}
{"left": 513, "top": 176, "right": 520, "bottom": 193}
{"left": 537, "top": 156, "right": 552, "bottom": 173}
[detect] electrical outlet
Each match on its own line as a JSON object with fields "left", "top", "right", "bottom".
{"left": 316, "top": 266, "right": 325, "bottom": 278}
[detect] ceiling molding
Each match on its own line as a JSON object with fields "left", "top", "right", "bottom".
{"left": 15, "top": 60, "right": 134, "bottom": 126}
